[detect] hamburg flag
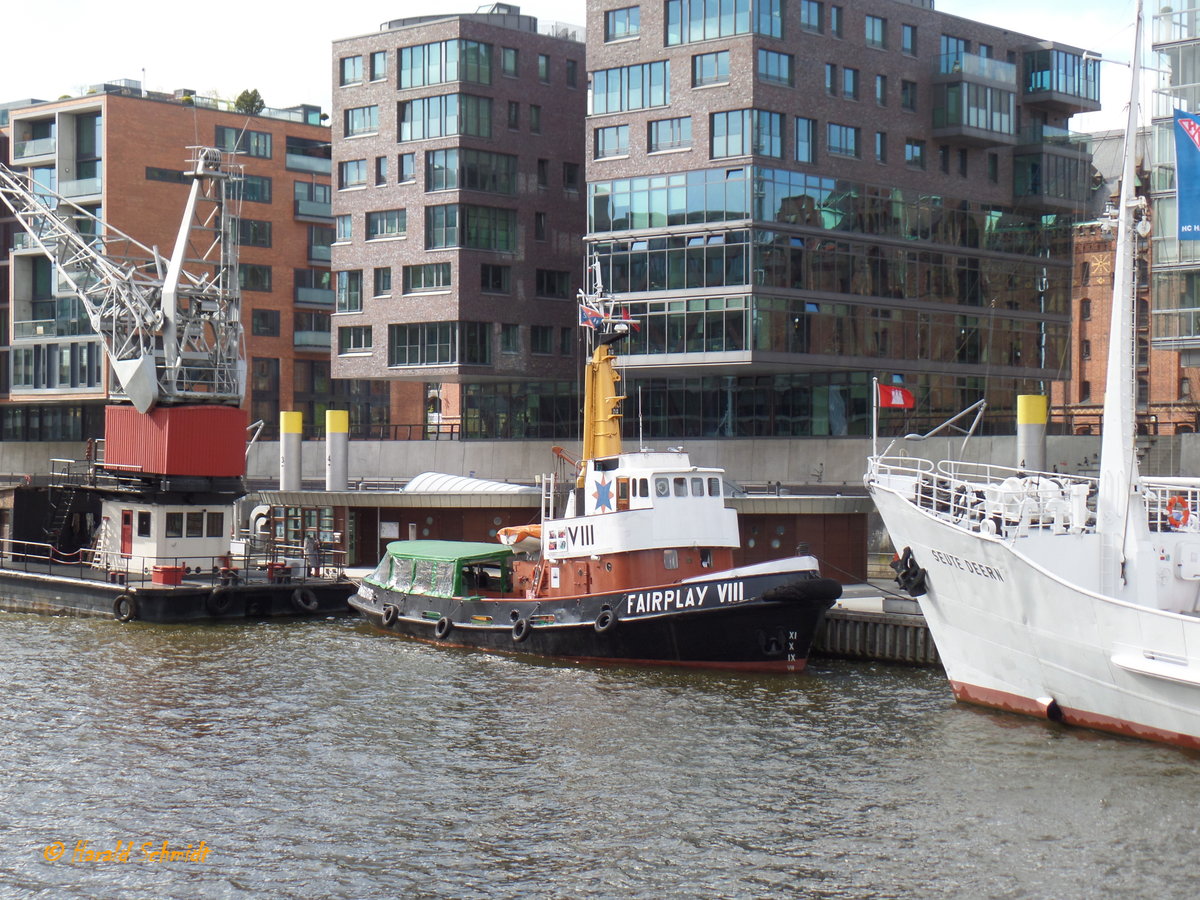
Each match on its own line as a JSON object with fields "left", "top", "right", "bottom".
{"left": 1176, "top": 110, "right": 1200, "bottom": 240}
{"left": 878, "top": 384, "right": 915, "bottom": 409}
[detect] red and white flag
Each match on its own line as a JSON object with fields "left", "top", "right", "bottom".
{"left": 878, "top": 384, "right": 915, "bottom": 409}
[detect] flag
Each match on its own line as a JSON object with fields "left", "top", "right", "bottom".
{"left": 579, "top": 304, "right": 604, "bottom": 329}
{"left": 1175, "top": 110, "right": 1200, "bottom": 241}
{"left": 878, "top": 384, "right": 914, "bottom": 409}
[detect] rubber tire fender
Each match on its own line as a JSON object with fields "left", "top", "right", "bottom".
{"left": 206, "top": 587, "right": 233, "bottom": 616}
{"left": 113, "top": 594, "right": 136, "bottom": 622}
{"left": 594, "top": 608, "right": 617, "bottom": 634}
{"left": 511, "top": 617, "right": 531, "bottom": 643}
{"left": 381, "top": 604, "right": 399, "bottom": 627}
{"left": 434, "top": 616, "right": 453, "bottom": 639}
{"left": 292, "top": 587, "right": 319, "bottom": 613}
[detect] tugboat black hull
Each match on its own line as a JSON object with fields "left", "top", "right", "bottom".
{"left": 350, "top": 572, "right": 840, "bottom": 672}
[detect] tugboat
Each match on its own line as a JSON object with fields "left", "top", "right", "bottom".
{"left": 350, "top": 276, "right": 840, "bottom": 671}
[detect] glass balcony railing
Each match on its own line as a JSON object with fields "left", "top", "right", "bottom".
{"left": 308, "top": 245, "right": 332, "bottom": 263}
{"left": 934, "top": 52, "right": 1017, "bottom": 85}
{"left": 293, "top": 329, "right": 332, "bottom": 349}
{"left": 12, "top": 233, "right": 36, "bottom": 251}
{"left": 14, "top": 137, "right": 56, "bottom": 159}
{"left": 12, "top": 319, "right": 56, "bottom": 339}
{"left": 287, "top": 153, "right": 332, "bottom": 175}
{"left": 60, "top": 177, "right": 103, "bottom": 198}
{"left": 1017, "top": 123, "right": 1080, "bottom": 146}
{"left": 294, "top": 198, "right": 332, "bottom": 218}
{"left": 295, "top": 286, "right": 334, "bottom": 305}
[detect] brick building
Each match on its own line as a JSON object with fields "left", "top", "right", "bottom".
{"left": 329, "top": 4, "right": 587, "bottom": 435}
{"left": 2, "top": 82, "right": 389, "bottom": 442}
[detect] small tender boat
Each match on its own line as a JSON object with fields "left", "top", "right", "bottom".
{"left": 350, "top": 276, "right": 840, "bottom": 671}
{"left": 866, "top": 3, "right": 1200, "bottom": 750}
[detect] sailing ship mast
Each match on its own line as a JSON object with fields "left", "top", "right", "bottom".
{"left": 1097, "top": 0, "right": 1146, "bottom": 593}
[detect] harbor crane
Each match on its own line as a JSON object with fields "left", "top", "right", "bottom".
{"left": 0, "top": 146, "right": 246, "bottom": 415}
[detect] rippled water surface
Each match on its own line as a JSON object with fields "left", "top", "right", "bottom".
{"left": 1, "top": 613, "right": 1199, "bottom": 899}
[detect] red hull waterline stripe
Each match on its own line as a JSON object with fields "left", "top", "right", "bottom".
{"left": 950, "top": 680, "right": 1200, "bottom": 751}
{"left": 380, "top": 627, "right": 811, "bottom": 673}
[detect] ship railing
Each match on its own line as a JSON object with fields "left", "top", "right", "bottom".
{"left": 1142, "top": 477, "right": 1200, "bottom": 534}
{"left": 0, "top": 537, "right": 346, "bottom": 585}
{"left": 871, "top": 456, "right": 1099, "bottom": 540}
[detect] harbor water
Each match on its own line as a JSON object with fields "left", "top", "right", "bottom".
{"left": 2, "top": 614, "right": 1198, "bottom": 899}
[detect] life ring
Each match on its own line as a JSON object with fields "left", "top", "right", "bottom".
{"left": 206, "top": 587, "right": 233, "bottom": 615}
{"left": 112, "top": 594, "right": 136, "bottom": 622}
{"left": 594, "top": 608, "right": 617, "bottom": 634}
{"left": 291, "top": 587, "right": 319, "bottom": 613}
{"left": 1167, "top": 495, "right": 1191, "bottom": 529}
{"left": 434, "top": 616, "right": 453, "bottom": 639}
{"left": 381, "top": 604, "right": 399, "bottom": 627}
{"left": 511, "top": 617, "right": 531, "bottom": 643}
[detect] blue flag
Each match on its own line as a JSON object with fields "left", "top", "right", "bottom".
{"left": 1175, "top": 110, "right": 1200, "bottom": 240}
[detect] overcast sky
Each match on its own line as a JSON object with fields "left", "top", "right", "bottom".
{"left": 4, "top": 0, "right": 1141, "bottom": 131}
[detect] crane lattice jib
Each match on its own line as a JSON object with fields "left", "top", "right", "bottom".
{"left": 0, "top": 146, "right": 245, "bottom": 413}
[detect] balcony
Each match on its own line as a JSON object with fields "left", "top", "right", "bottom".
{"left": 13, "top": 137, "right": 56, "bottom": 160}
{"left": 286, "top": 153, "right": 332, "bottom": 175}
{"left": 308, "top": 244, "right": 332, "bottom": 264}
{"left": 11, "top": 233, "right": 37, "bottom": 251}
{"left": 12, "top": 319, "right": 56, "bottom": 339}
{"left": 295, "top": 286, "right": 334, "bottom": 306}
{"left": 1021, "top": 45, "right": 1101, "bottom": 115}
{"left": 294, "top": 329, "right": 332, "bottom": 350}
{"left": 294, "top": 198, "right": 332, "bottom": 221}
{"left": 933, "top": 52, "right": 1017, "bottom": 87}
{"left": 60, "top": 177, "right": 103, "bottom": 199}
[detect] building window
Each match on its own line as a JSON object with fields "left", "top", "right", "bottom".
{"left": 1081, "top": 262, "right": 1091, "bottom": 286}
{"left": 339, "top": 159, "right": 367, "bottom": 189}
{"left": 335, "top": 214, "right": 351, "bottom": 242}
{"left": 374, "top": 156, "right": 388, "bottom": 185}
{"left": 800, "top": 0, "right": 823, "bottom": 33}
{"left": 534, "top": 212, "right": 547, "bottom": 241}
{"left": 1080, "top": 381, "right": 1092, "bottom": 402}
{"left": 374, "top": 267, "right": 392, "bottom": 296}
{"left": 531, "top": 325, "right": 554, "bottom": 355}
{"left": 425, "top": 204, "right": 516, "bottom": 251}
{"left": 693, "top": 51, "right": 729, "bottom": 87}
{"left": 370, "top": 50, "right": 387, "bottom": 81}
{"left": 399, "top": 153, "right": 415, "bottom": 182}
{"left": 502, "top": 47, "right": 518, "bottom": 77}
{"left": 238, "top": 219, "right": 272, "bottom": 248}
{"left": 875, "top": 74, "right": 887, "bottom": 106}
{"left": 403, "top": 263, "right": 452, "bottom": 293}
{"left": 902, "top": 23, "right": 917, "bottom": 56}
{"left": 340, "top": 56, "right": 363, "bottom": 85}
{"left": 842, "top": 67, "right": 859, "bottom": 100}
{"left": 865, "top": 15, "right": 886, "bottom": 49}
{"left": 530, "top": 105, "right": 542, "bottom": 133}
{"left": 710, "top": 109, "right": 781, "bottom": 159}
{"left": 900, "top": 80, "right": 917, "bottom": 111}
{"left": 387, "top": 323, "right": 456, "bottom": 367}
{"left": 796, "top": 117, "right": 816, "bottom": 163}
{"left": 400, "top": 39, "right": 493, "bottom": 88}
{"left": 427, "top": 147, "right": 517, "bottom": 194}
{"left": 339, "top": 326, "right": 373, "bottom": 354}
{"left": 566, "top": 59, "right": 578, "bottom": 87}
{"left": 537, "top": 158, "right": 549, "bottom": 188}
{"left": 398, "top": 94, "right": 492, "bottom": 141}
{"left": 215, "top": 126, "right": 271, "bottom": 159}
{"left": 648, "top": 117, "right": 692, "bottom": 152}
{"left": 563, "top": 162, "right": 581, "bottom": 191}
{"left": 905, "top": 139, "right": 926, "bottom": 169}
{"left": 757, "top": 49, "right": 794, "bottom": 87}
{"left": 595, "top": 125, "right": 630, "bottom": 159}
{"left": 336, "top": 270, "right": 362, "bottom": 312}
{"left": 830, "top": 5, "right": 843, "bottom": 37}
{"left": 239, "top": 264, "right": 272, "bottom": 292}
{"left": 592, "top": 61, "right": 670, "bottom": 114}
{"left": 366, "top": 209, "right": 406, "bottom": 239}
{"left": 939, "top": 144, "right": 950, "bottom": 174}
{"left": 988, "top": 152, "right": 999, "bottom": 183}
{"left": 1081, "top": 298, "right": 1091, "bottom": 319}
{"left": 344, "top": 105, "right": 379, "bottom": 137}
{"left": 665, "top": 0, "right": 781, "bottom": 43}
{"left": 875, "top": 131, "right": 887, "bottom": 163}
{"left": 251, "top": 309, "right": 280, "bottom": 336}
{"left": 166, "top": 513, "right": 183, "bottom": 538}
{"left": 827, "top": 123, "right": 860, "bottom": 159}
{"left": 958, "top": 148, "right": 968, "bottom": 177}
{"left": 507, "top": 101, "right": 520, "bottom": 129}
{"left": 235, "top": 174, "right": 272, "bottom": 203}
{"left": 481, "top": 264, "right": 511, "bottom": 293}
{"left": 1081, "top": 339, "right": 1091, "bottom": 360}
{"left": 535, "top": 269, "right": 571, "bottom": 298}
{"left": 605, "top": 6, "right": 641, "bottom": 40}
{"left": 825, "top": 64, "right": 837, "bottom": 97}
{"left": 500, "top": 323, "right": 520, "bottom": 353}
{"left": 538, "top": 53, "right": 551, "bottom": 83}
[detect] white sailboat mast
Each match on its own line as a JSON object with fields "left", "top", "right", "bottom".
{"left": 1097, "top": 0, "right": 1145, "bottom": 593}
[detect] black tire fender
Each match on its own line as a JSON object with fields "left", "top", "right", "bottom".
{"left": 511, "top": 617, "right": 531, "bottom": 643}
{"left": 291, "top": 587, "right": 319, "bottom": 613}
{"left": 381, "top": 604, "right": 399, "bottom": 627}
{"left": 434, "top": 616, "right": 452, "bottom": 639}
{"left": 594, "top": 608, "right": 617, "bottom": 634}
{"left": 206, "top": 587, "right": 233, "bottom": 616}
{"left": 113, "top": 594, "right": 136, "bottom": 622}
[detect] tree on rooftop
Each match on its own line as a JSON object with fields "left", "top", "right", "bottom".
{"left": 234, "top": 89, "right": 265, "bottom": 115}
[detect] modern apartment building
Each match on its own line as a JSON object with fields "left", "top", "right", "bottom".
{"left": 329, "top": 4, "right": 586, "bottom": 435}
{"left": 577, "top": 0, "right": 1100, "bottom": 439}
{"left": 2, "top": 82, "right": 388, "bottom": 442}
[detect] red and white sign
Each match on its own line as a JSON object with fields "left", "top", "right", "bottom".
{"left": 878, "top": 385, "right": 915, "bottom": 409}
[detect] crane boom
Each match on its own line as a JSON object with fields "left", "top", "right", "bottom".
{"left": 0, "top": 146, "right": 246, "bottom": 413}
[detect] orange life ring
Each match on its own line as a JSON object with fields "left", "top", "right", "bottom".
{"left": 1167, "top": 495, "right": 1190, "bottom": 529}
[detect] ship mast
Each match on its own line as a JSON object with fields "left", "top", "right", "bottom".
{"left": 577, "top": 261, "right": 629, "bottom": 487}
{"left": 1097, "top": 0, "right": 1145, "bottom": 593}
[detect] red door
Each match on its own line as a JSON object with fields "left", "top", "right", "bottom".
{"left": 120, "top": 510, "right": 133, "bottom": 558}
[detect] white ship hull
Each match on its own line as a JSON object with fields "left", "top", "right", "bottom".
{"left": 870, "top": 477, "right": 1200, "bottom": 749}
